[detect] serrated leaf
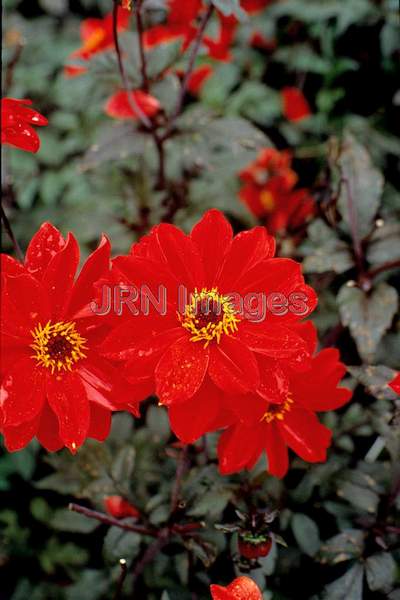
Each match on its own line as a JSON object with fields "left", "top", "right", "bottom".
{"left": 366, "top": 223, "right": 400, "bottom": 266}
{"left": 337, "top": 481, "right": 380, "bottom": 514}
{"left": 337, "top": 282, "right": 398, "bottom": 362}
{"left": 337, "top": 134, "right": 384, "bottom": 240}
{"left": 291, "top": 513, "right": 320, "bottom": 557}
{"left": 51, "top": 509, "right": 100, "bottom": 534}
{"left": 111, "top": 446, "right": 136, "bottom": 483}
{"left": 81, "top": 123, "right": 148, "bottom": 170}
{"left": 103, "top": 526, "right": 141, "bottom": 563}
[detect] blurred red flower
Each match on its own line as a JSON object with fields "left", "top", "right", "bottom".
{"left": 282, "top": 86, "right": 312, "bottom": 122}
{"left": 218, "top": 322, "right": 352, "bottom": 477}
{"left": 239, "top": 148, "right": 315, "bottom": 234}
{"left": 104, "top": 495, "right": 140, "bottom": 519}
{"left": 65, "top": 6, "right": 131, "bottom": 77}
{"left": 143, "top": 0, "right": 202, "bottom": 51}
{"left": 187, "top": 65, "right": 214, "bottom": 95}
{"left": 0, "top": 224, "right": 142, "bottom": 454}
{"left": 101, "top": 209, "right": 317, "bottom": 441}
{"left": 210, "top": 576, "right": 262, "bottom": 600}
{"left": 1, "top": 98, "right": 48, "bottom": 153}
{"left": 104, "top": 90, "right": 161, "bottom": 120}
{"left": 389, "top": 373, "right": 400, "bottom": 394}
{"left": 241, "top": 0, "right": 273, "bottom": 14}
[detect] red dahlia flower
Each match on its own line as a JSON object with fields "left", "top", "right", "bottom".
{"left": 282, "top": 86, "right": 312, "bottom": 122}
{"left": 210, "top": 576, "right": 262, "bottom": 600}
{"left": 65, "top": 6, "right": 131, "bottom": 77}
{"left": 1, "top": 98, "right": 48, "bottom": 153}
{"left": 104, "top": 495, "right": 140, "bottom": 519}
{"left": 218, "top": 322, "right": 352, "bottom": 477}
{"left": 104, "top": 90, "right": 161, "bottom": 120}
{"left": 101, "top": 209, "right": 317, "bottom": 442}
{"left": 0, "top": 223, "right": 142, "bottom": 453}
{"left": 389, "top": 373, "right": 400, "bottom": 394}
{"left": 239, "top": 148, "right": 315, "bottom": 234}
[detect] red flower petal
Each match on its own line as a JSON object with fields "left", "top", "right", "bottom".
{"left": 278, "top": 405, "right": 332, "bottom": 463}
{"left": 218, "top": 226, "right": 275, "bottom": 292}
{"left": 1, "top": 416, "right": 40, "bottom": 452}
{"left": 46, "top": 370, "right": 90, "bottom": 452}
{"left": 264, "top": 421, "right": 289, "bottom": 478}
{"left": 105, "top": 90, "right": 161, "bottom": 120}
{"left": 187, "top": 64, "right": 214, "bottom": 95}
{"left": 282, "top": 87, "right": 311, "bottom": 122}
{"left": 389, "top": 373, "right": 400, "bottom": 395}
{"left": 87, "top": 403, "right": 112, "bottom": 442}
{"left": 209, "top": 336, "right": 260, "bottom": 394}
{"left": 42, "top": 233, "right": 80, "bottom": 319}
{"left": 1, "top": 254, "right": 26, "bottom": 277}
{"left": 67, "top": 235, "right": 111, "bottom": 317}
{"left": 190, "top": 209, "right": 233, "bottom": 287}
{"left": 168, "top": 378, "right": 222, "bottom": 443}
{"left": 1, "top": 273, "right": 50, "bottom": 338}
{"left": 218, "top": 423, "right": 264, "bottom": 475}
{"left": 1, "top": 358, "right": 45, "bottom": 427}
{"left": 238, "top": 321, "right": 309, "bottom": 361}
{"left": 36, "top": 403, "right": 64, "bottom": 452}
{"left": 155, "top": 336, "right": 209, "bottom": 405}
{"left": 24, "top": 222, "right": 66, "bottom": 280}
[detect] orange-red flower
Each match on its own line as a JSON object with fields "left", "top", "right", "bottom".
{"left": 187, "top": 65, "right": 214, "bottom": 95}
{"left": 1, "top": 98, "right": 48, "bottom": 153}
{"left": 143, "top": 0, "right": 202, "bottom": 51}
{"left": 104, "top": 495, "right": 140, "bottom": 519}
{"left": 0, "top": 224, "right": 142, "bottom": 453}
{"left": 218, "top": 322, "right": 352, "bottom": 478}
{"left": 101, "top": 209, "right": 317, "bottom": 443}
{"left": 65, "top": 7, "right": 131, "bottom": 77}
{"left": 210, "top": 576, "right": 262, "bottom": 600}
{"left": 389, "top": 373, "right": 400, "bottom": 394}
{"left": 241, "top": 0, "right": 273, "bottom": 14}
{"left": 282, "top": 86, "right": 312, "bottom": 122}
{"left": 238, "top": 148, "right": 315, "bottom": 234}
{"left": 104, "top": 90, "right": 161, "bottom": 120}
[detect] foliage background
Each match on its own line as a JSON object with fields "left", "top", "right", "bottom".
{"left": 1, "top": 0, "right": 400, "bottom": 599}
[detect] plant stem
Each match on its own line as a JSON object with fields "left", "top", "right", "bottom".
{"left": 1, "top": 200, "right": 24, "bottom": 262}
{"left": 161, "top": 4, "right": 214, "bottom": 141}
{"left": 113, "top": 559, "right": 128, "bottom": 600}
{"left": 68, "top": 503, "right": 156, "bottom": 537}
{"left": 134, "top": 0, "right": 150, "bottom": 92}
{"left": 367, "top": 260, "right": 400, "bottom": 280}
{"left": 132, "top": 528, "right": 171, "bottom": 593}
{"left": 170, "top": 446, "right": 190, "bottom": 514}
{"left": 112, "top": 0, "right": 152, "bottom": 130}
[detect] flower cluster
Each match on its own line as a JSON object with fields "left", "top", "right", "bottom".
{"left": 238, "top": 147, "right": 316, "bottom": 235}
{"left": 1, "top": 211, "right": 351, "bottom": 477}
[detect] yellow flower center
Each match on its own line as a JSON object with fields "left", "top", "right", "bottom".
{"left": 262, "top": 394, "right": 294, "bottom": 423}
{"left": 180, "top": 288, "right": 240, "bottom": 348}
{"left": 30, "top": 321, "right": 87, "bottom": 374}
{"left": 260, "top": 190, "right": 275, "bottom": 212}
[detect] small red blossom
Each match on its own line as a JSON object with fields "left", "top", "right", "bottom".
{"left": 65, "top": 7, "right": 131, "bottom": 77}
{"left": 203, "top": 14, "right": 238, "bottom": 62}
{"left": 143, "top": 0, "right": 202, "bottom": 51}
{"left": 389, "top": 373, "right": 400, "bottom": 394}
{"left": 101, "top": 209, "right": 317, "bottom": 444}
{"left": 0, "top": 223, "right": 142, "bottom": 454}
{"left": 241, "top": 0, "right": 273, "bottom": 14}
{"left": 239, "top": 148, "right": 315, "bottom": 234}
{"left": 282, "top": 86, "right": 312, "bottom": 122}
{"left": 104, "top": 90, "right": 161, "bottom": 120}
{"left": 210, "top": 576, "right": 262, "bottom": 600}
{"left": 187, "top": 65, "right": 214, "bottom": 95}
{"left": 104, "top": 495, "right": 140, "bottom": 519}
{"left": 250, "top": 31, "right": 276, "bottom": 51}
{"left": 1, "top": 98, "right": 48, "bottom": 153}
{"left": 218, "top": 322, "right": 352, "bottom": 478}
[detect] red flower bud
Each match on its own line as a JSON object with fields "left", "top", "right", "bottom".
{"left": 238, "top": 535, "right": 272, "bottom": 559}
{"left": 104, "top": 496, "right": 140, "bottom": 519}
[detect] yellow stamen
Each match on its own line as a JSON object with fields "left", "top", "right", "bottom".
{"left": 260, "top": 190, "right": 275, "bottom": 212}
{"left": 261, "top": 394, "right": 293, "bottom": 423}
{"left": 179, "top": 287, "right": 240, "bottom": 348}
{"left": 30, "top": 320, "right": 87, "bottom": 374}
